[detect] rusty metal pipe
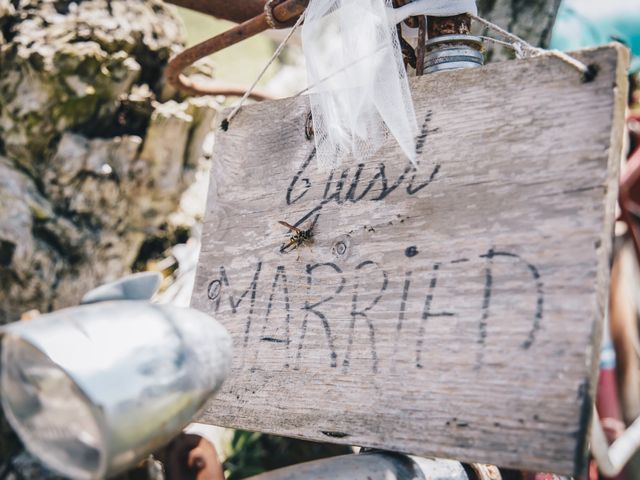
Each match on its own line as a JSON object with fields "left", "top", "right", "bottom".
{"left": 166, "top": 14, "right": 268, "bottom": 97}
{"left": 165, "top": 0, "right": 266, "bottom": 24}
{"left": 165, "top": 0, "right": 308, "bottom": 97}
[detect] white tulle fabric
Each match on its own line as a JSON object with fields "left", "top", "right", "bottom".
{"left": 301, "top": 0, "right": 477, "bottom": 169}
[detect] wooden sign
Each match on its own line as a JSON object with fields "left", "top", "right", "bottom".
{"left": 192, "top": 45, "right": 628, "bottom": 475}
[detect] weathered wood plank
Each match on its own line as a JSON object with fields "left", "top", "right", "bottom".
{"left": 192, "top": 45, "right": 629, "bottom": 475}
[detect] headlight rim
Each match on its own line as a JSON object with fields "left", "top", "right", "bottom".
{"left": 0, "top": 331, "right": 111, "bottom": 480}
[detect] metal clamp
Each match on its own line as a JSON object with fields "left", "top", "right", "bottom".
{"left": 265, "top": 0, "right": 301, "bottom": 29}
{"left": 424, "top": 35, "right": 484, "bottom": 74}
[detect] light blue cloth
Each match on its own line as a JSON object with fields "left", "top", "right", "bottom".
{"left": 550, "top": 0, "right": 640, "bottom": 73}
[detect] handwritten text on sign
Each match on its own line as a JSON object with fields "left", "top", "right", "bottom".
{"left": 192, "top": 46, "right": 626, "bottom": 475}
{"left": 203, "top": 112, "right": 542, "bottom": 373}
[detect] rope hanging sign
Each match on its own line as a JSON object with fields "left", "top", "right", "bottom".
{"left": 192, "top": 41, "right": 629, "bottom": 476}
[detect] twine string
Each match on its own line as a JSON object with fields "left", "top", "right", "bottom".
{"left": 471, "top": 14, "right": 594, "bottom": 80}
{"left": 223, "top": 11, "right": 306, "bottom": 128}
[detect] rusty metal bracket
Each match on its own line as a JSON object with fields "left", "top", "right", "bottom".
{"left": 165, "top": 0, "right": 308, "bottom": 97}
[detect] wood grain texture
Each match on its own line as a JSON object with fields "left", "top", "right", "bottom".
{"left": 192, "top": 45, "right": 629, "bottom": 475}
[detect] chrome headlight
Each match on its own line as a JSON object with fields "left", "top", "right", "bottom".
{"left": 0, "top": 301, "right": 232, "bottom": 479}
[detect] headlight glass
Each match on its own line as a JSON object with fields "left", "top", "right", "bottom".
{"left": 1, "top": 334, "right": 104, "bottom": 479}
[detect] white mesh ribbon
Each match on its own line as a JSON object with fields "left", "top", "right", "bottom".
{"left": 389, "top": 0, "right": 477, "bottom": 24}
{"left": 301, "top": 0, "right": 477, "bottom": 169}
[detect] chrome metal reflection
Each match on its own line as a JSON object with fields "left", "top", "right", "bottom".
{"left": 424, "top": 34, "right": 484, "bottom": 74}
{"left": 0, "top": 301, "right": 232, "bottom": 480}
